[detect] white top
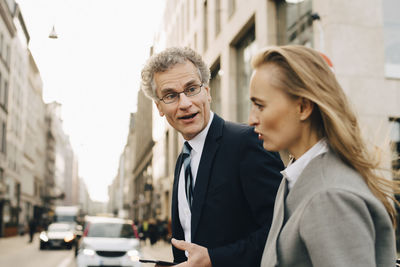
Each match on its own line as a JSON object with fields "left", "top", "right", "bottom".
{"left": 281, "top": 138, "right": 329, "bottom": 190}
{"left": 178, "top": 112, "right": 214, "bottom": 243}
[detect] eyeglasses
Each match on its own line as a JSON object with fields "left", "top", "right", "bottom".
{"left": 158, "top": 84, "right": 203, "bottom": 104}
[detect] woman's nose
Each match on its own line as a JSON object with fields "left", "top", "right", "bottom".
{"left": 248, "top": 112, "right": 258, "bottom": 126}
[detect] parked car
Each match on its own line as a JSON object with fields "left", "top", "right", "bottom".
{"left": 76, "top": 216, "right": 141, "bottom": 267}
{"left": 39, "top": 222, "right": 76, "bottom": 250}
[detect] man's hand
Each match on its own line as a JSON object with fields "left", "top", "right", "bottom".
{"left": 170, "top": 238, "right": 212, "bottom": 267}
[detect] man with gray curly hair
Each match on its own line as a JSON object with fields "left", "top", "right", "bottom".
{"left": 140, "top": 47, "right": 283, "bottom": 267}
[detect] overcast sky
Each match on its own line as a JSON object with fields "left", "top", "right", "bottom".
{"left": 16, "top": 0, "right": 165, "bottom": 202}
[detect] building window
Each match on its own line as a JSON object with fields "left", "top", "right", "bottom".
{"left": 235, "top": 25, "right": 256, "bottom": 123}
{"left": 15, "top": 183, "right": 20, "bottom": 202}
{"left": 0, "top": 73, "right": 2, "bottom": 107}
{"left": 383, "top": 0, "right": 400, "bottom": 79}
{"left": 0, "top": 34, "right": 3, "bottom": 58}
{"left": 228, "top": 0, "right": 236, "bottom": 18}
{"left": 34, "top": 178, "right": 38, "bottom": 197}
{"left": 215, "top": 0, "right": 221, "bottom": 36}
{"left": 194, "top": 33, "right": 198, "bottom": 51}
{"left": 390, "top": 117, "right": 400, "bottom": 179}
{"left": 181, "top": 5, "right": 184, "bottom": 42}
{"left": 5, "top": 81, "right": 9, "bottom": 110}
{"left": 390, "top": 117, "right": 400, "bottom": 246}
{"left": 187, "top": 0, "right": 190, "bottom": 32}
{"left": 1, "top": 122, "right": 6, "bottom": 154}
{"left": 6, "top": 45, "right": 10, "bottom": 67}
{"left": 210, "top": 60, "right": 222, "bottom": 115}
{"left": 1, "top": 79, "right": 7, "bottom": 110}
{"left": 276, "top": 0, "right": 313, "bottom": 46}
{"left": 203, "top": 0, "right": 208, "bottom": 52}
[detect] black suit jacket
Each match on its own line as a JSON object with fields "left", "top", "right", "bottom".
{"left": 171, "top": 114, "right": 284, "bottom": 267}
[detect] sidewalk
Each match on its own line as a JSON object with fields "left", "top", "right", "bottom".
{"left": 0, "top": 233, "right": 36, "bottom": 250}
{"left": 140, "top": 240, "right": 174, "bottom": 263}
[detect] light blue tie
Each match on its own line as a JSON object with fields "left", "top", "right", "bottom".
{"left": 182, "top": 142, "right": 193, "bottom": 210}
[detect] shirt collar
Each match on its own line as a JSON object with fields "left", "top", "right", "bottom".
{"left": 282, "top": 138, "right": 329, "bottom": 190}
{"left": 184, "top": 112, "right": 214, "bottom": 153}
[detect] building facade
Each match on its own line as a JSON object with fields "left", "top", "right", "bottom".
{"left": 6, "top": 1, "right": 29, "bottom": 236}
{"left": 0, "top": 0, "right": 83, "bottom": 236}
{"left": 138, "top": 0, "right": 400, "bottom": 225}
{"left": 0, "top": 0, "right": 14, "bottom": 237}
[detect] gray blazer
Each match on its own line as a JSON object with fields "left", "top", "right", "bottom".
{"left": 261, "top": 149, "right": 396, "bottom": 267}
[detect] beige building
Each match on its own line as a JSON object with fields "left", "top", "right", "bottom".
{"left": 131, "top": 90, "right": 154, "bottom": 222}
{"left": 21, "top": 51, "right": 47, "bottom": 230}
{"left": 0, "top": 0, "right": 82, "bottom": 236}
{"left": 7, "top": 1, "right": 29, "bottom": 234}
{"left": 0, "top": 0, "right": 14, "bottom": 237}
{"left": 109, "top": 89, "right": 154, "bottom": 222}
{"left": 143, "top": 0, "right": 400, "bottom": 224}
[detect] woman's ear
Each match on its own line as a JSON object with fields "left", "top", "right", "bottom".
{"left": 298, "top": 97, "right": 314, "bottom": 121}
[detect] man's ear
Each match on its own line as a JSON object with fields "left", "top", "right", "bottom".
{"left": 298, "top": 97, "right": 314, "bottom": 121}
{"left": 155, "top": 101, "right": 164, "bottom": 117}
{"left": 205, "top": 86, "right": 212, "bottom": 103}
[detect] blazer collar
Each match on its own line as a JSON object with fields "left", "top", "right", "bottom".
{"left": 261, "top": 178, "right": 289, "bottom": 267}
{"left": 286, "top": 149, "right": 332, "bottom": 213}
{"left": 190, "top": 113, "right": 224, "bottom": 240}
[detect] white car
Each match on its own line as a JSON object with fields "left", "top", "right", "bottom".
{"left": 76, "top": 216, "right": 141, "bottom": 267}
{"left": 39, "top": 222, "right": 76, "bottom": 250}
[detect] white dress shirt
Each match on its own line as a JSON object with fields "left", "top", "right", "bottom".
{"left": 281, "top": 138, "right": 329, "bottom": 190}
{"left": 178, "top": 112, "right": 214, "bottom": 243}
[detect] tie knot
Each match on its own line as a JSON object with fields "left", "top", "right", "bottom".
{"left": 183, "top": 141, "right": 192, "bottom": 155}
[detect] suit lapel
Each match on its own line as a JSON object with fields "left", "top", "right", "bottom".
{"left": 191, "top": 114, "right": 223, "bottom": 241}
{"left": 172, "top": 153, "right": 184, "bottom": 239}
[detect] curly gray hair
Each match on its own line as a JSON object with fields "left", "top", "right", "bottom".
{"left": 140, "top": 47, "right": 210, "bottom": 101}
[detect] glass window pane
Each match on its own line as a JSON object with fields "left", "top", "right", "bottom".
{"left": 236, "top": 26, "right": 256, "bottom": 123}
{"left": 383, "top": 0, "right": 400, "bottom": 78}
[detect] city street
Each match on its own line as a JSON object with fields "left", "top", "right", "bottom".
{"left": 0, "top": 234, "right": 173, "bottom": 267}
{"left": 0, "top": 234, "right": 75, "bottom": 267}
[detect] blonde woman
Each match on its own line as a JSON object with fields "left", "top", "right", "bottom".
{"left": 248, "top": 45, "right": 398, "bottom": 267}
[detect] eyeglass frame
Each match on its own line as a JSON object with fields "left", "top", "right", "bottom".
{"left": 157, "top": 83, "right": 204, "bottom": 104}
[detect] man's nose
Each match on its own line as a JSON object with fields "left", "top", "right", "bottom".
{"left": 178, "top": 93, "right": 192, "bottom": 108}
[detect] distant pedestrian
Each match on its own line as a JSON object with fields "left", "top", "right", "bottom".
{"left": 28, "top": 218, "right": 36, "bottom": 243}
{"left": 148, "top": 219, "right": 158, "bottom": 245}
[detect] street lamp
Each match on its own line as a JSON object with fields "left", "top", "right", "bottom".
{"left": 48, "top": 25, "right": 58, "bottom": 39}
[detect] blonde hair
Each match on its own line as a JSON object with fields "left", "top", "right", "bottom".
{"left": 252, "top": 45, "right": 400, "bottom": 226}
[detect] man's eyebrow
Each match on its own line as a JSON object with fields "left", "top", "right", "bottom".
{"left": 160, "top": 87, "right": 176, "bottom": 94}
{"left": 160, "top": 80, "right": 199, "bottom": 93}
{"left": 183, "top": 80, "right": 198, "bottom": 87}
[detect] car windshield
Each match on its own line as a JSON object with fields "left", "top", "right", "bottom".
{"left": 48, "top": 224, "right": 71, "bottom": 232}
{"left": 87, "top": 223, "right": 135, "bottom": 238}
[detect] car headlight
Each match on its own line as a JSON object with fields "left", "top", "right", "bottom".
{"left": 83, "top": 248, "right": 95, "bottom": 256}
{"left": 127, "top": 250, "right": 139, "bottom": 262}
{"left": 39, "top": 232, "right": 48, "bottom": 242}
{"left": 64, "top": 232, "right": 75, "bottom": 242}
